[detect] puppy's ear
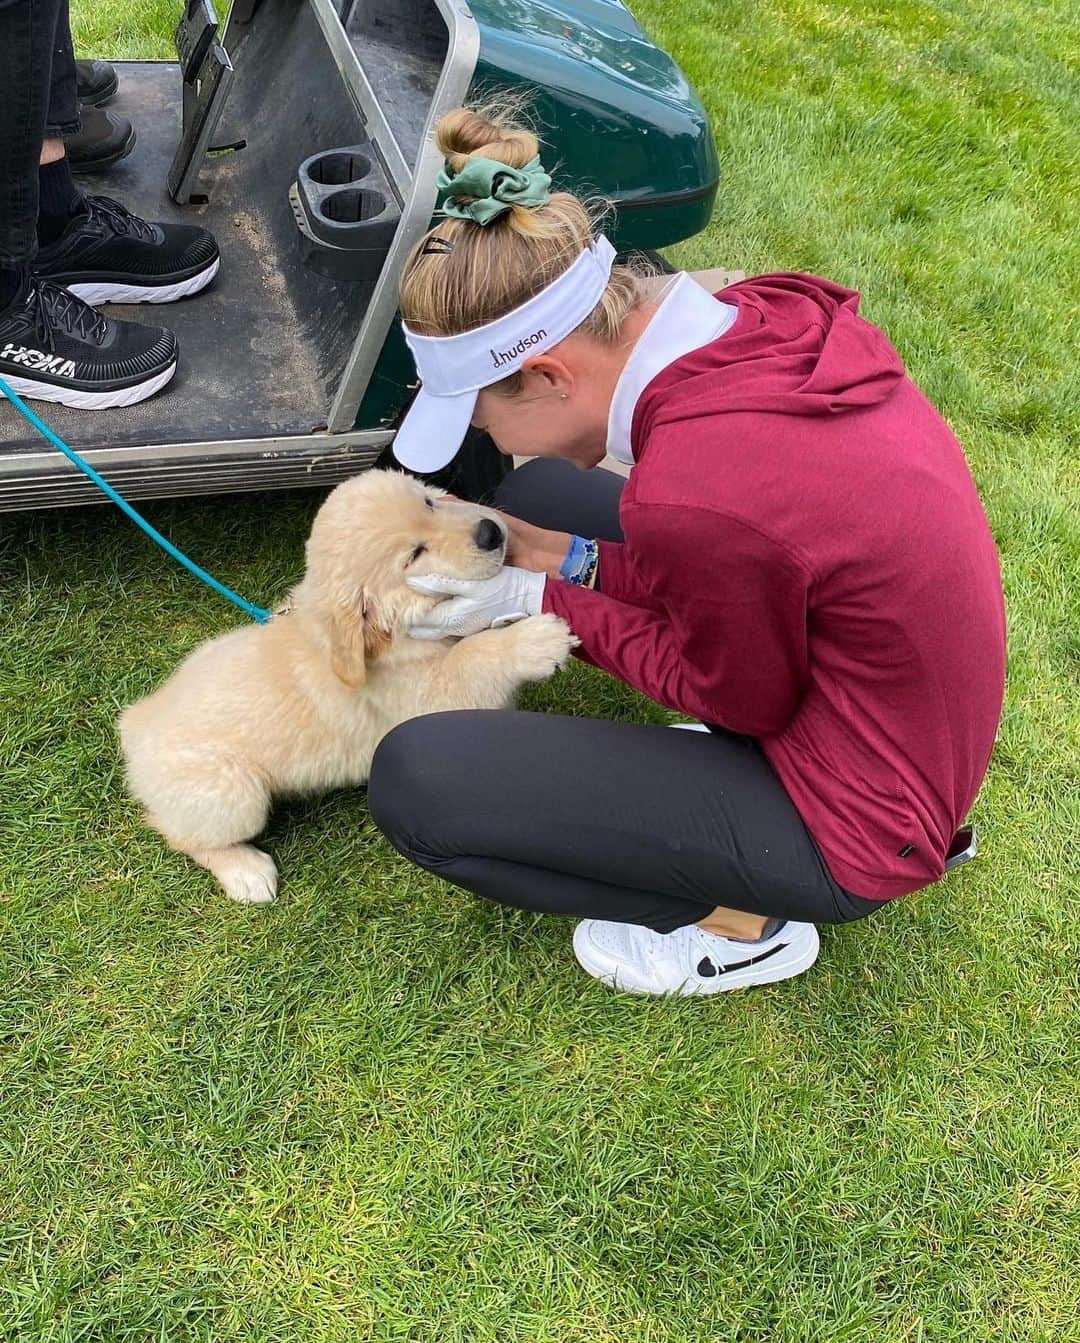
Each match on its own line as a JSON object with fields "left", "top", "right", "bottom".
{"left": 360, "top": 591, "right": 393, "bottom": 665}
{"left": 329, "top": 590, "right": 391, "bottom": 688}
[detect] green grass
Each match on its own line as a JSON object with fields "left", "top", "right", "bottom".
{"left": 2, "top": 1, "right": 1078, "bottom": 1339}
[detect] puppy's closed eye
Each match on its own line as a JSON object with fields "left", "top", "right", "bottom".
{"left": 407, "top": 543, "right": 427, "bottom": 567}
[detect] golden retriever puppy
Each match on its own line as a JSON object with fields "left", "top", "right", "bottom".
{"left": 118, "top": 470, "right": 575, "bottom": 904}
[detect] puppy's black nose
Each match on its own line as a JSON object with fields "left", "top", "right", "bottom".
{"left": 474, "top": 518, "right": 504, "bottom": 552}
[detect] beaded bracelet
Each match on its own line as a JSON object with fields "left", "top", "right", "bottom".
{"left": 578, "top": 541, "right": 599, "bottom": 588}
{"left": 560, "top": 534, "right": 599, "bottom": 587}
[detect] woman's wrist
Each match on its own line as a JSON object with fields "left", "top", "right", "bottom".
{"left": 531, "top": 531, "right": 574, "bottom": 580}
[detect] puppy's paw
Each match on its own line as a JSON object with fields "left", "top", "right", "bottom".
{"left": 505, "top": 613, "right": 578, "bottom": 683}
{"left": 209, "top": 844, "right": 279, "bottom": 905}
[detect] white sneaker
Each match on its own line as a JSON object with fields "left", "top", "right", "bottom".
{"left": 572, "top": 917, "right": 820, "bottom": 995}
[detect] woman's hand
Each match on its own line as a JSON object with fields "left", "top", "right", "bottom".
{"left": 436, "top": 494, "right": 571, "bottom": 578}
{"left": 407, "top": 567, "right": 546, "bottom": 639}
{"left": 500, "top": 513, "right": 573, "bottom": 579}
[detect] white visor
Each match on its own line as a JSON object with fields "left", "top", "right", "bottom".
{"left": 393, "top": 234, "right": 617, "bottom": 472}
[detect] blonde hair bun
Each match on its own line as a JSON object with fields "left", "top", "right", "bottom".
{"left": 436, "top": 107, "right": 540, "bottom": 174}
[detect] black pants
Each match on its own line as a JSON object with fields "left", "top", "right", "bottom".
{"left": 0, "top": 0, "right": 80, "bottom": 267}
{"left": 368, "top": 459, "right": 885, "bottom": 932}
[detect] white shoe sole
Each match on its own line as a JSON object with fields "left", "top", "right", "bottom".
{"left": 573, "top": 920, "right": 821, "bottom": 995}
{"left": 67, "top": 256, "right": 219, "bottom": 306}
{"left": 0, "top": 359, "right": 177, "bottom": 410}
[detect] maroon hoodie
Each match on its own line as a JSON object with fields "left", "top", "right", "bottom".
{"left": 544, "top": 273, "right": 1006, "bottom": 900}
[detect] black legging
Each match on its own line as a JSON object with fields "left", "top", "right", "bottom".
{"left": 0, "top": 0, "right": 80, "bottom": 268}
{"left": 367, "top": 458, "right": 885, "bottom": 932}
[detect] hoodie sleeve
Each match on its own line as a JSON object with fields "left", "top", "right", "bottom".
{"left": 543, "top": 501, "right": 813, "bottom": 735}
{"left": 592, "top": 538, "right": 661, "bottom": 608}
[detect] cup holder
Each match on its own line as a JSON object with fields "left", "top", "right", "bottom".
{"left": 320, "top": 188, "right": 386, "bottom": 224}
{"left": 307, "top": 151, "right": 372, "bottom": 186}
{"left": 293, "top": 144, "right": 401, "bottom": 281}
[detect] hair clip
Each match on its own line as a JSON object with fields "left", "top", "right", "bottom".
{"left": 420, "top": 236, "right": 455, "bottom": 256}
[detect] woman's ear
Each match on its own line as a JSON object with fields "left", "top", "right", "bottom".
{"left": 329, "top": 591, "right": 391, "bottom": 688}
{"left": 521, "top": 353, "right": 574, "bottom": 398}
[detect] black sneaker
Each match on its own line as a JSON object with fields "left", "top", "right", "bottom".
{"left": 0, "top": 273, "right": 177, "bottom": 410}
{"left": 65, "top": 107, "right": 136, "bottom": 173}
{"left": 76, "top": 59, "right": 119, "bottom": 107}
{"left": 32, "top": 196, "right": 220, "bottom": 305}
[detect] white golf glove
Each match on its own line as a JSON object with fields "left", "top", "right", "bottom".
{"left": 407, "top": 568, "right": 546, "bottom": 640}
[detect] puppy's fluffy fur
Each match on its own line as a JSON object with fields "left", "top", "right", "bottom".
{"left": 118, "top": 470, "right": 575, "bottom": 904}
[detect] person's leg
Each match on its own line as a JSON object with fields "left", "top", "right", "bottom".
{"left": 43, "top": 0, "right": 80, "bottom": 142}
{"left": 36, "top": 0, "right": 85, "bottom": 244}
{"left": 496, "top": 457, "right": 626, "bottom": 543}
{"left": 369, "top": 711, "right": 882, "bottom": 991}
{"left": 369, "top": 710, "right": 875, "bottom": 929}
{"left": 38, "top": 0, "right": 131, "bottom": 236}
{"left": 0, "top": 0, "right": 61, "bottom": 300}
{"left": 36, "top": 146, "right": 84, "bottom": 246}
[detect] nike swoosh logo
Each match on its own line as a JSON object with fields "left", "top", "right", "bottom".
{"left": 697, "top": 941, "right": 789, "bottom": 977}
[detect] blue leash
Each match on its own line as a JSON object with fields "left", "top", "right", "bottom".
{"left": 0, "top": 372, "right": 272, "bottom": 624}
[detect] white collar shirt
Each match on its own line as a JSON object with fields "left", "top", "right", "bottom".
{"left": 606, "top": 273, "right": 738, "bottom": 464}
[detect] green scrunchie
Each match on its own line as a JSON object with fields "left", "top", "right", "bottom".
{"left": 437, "top": 154, "right": 552, "bottom": 226}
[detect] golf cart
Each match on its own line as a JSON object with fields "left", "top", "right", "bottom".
{"left": 0, "top": 0, "right": 719, "bottom": 509}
